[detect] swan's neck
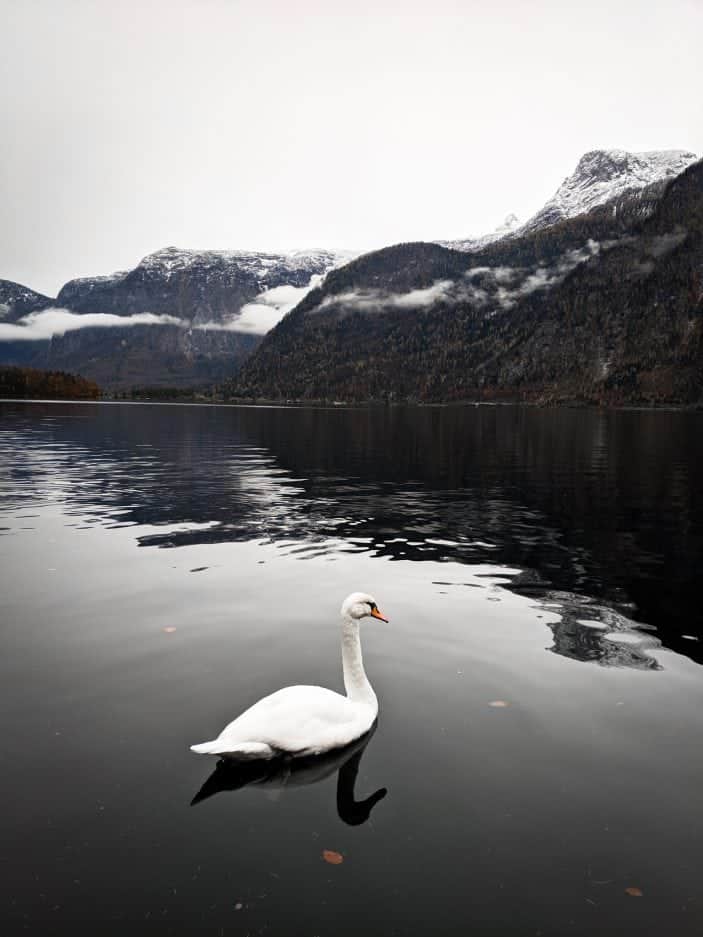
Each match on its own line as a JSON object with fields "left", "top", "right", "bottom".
{"left": 341, "top": 616, "right": 377, "bottom": 709}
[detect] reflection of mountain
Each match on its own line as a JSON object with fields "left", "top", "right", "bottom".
{"left": 191, "top": 728, "right": 387, "bottom": 826}
{"left": 1, "top": 402, "right": 701, "bottom": 664}
{"left": 520, "top": 589, "right": 663, "bottom": 670}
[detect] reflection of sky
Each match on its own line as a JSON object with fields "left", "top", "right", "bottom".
{"left": 0, "top": 401, "right": 700, "bottom": 669}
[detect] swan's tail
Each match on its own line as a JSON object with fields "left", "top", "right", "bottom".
{"left": 190, "top": 740, "right": 225, "bottom": 755}
{"left": 190, "top": 739, "right": 274, "bottom": 759}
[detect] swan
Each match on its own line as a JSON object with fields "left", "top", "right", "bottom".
{"left": 190, "top": 592, "right": 388, "bottom": 760}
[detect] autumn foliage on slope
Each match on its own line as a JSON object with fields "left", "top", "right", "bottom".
{"left": 0, "top": 366, "right": 101, "bottom": 400}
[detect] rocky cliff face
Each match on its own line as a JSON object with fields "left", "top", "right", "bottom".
{"left": 231, "top": 158, "right": 703, "bottom": 406}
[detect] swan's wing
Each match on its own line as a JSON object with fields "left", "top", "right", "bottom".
{"left": 216, "top": 685, "right": 367, "bottom": 753}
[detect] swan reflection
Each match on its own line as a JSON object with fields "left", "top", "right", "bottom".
{"left": 191, "top": 727, "right": 387, "bottom": 825}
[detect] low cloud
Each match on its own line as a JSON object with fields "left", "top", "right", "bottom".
{"left": 465, "top": 265, "right": 518, "bottom": 285}
{"left": 0, "top": 308, "right": 183, "bottom": 342}
{"left": 646, "top": 230, "right": 687, "bottom": 258}
{"left": 0, "top": 273, "right": 328, "bottom": 342}
{"left": 318, "top": 279, "right": 455, "bottom": 313}
{"left": 464, "top": 240, "right": 601, "bottom": 310}
{"left": 199, "top": 275, "right": 325, "bottom": 335}
{"left": 312, "top": 241, "right": 602, "bottom": 320}
{"left": 391, "top": 280, "right": 454, "bottom": 308}
{"left": 1, "top": 241, "right": 607, "bottom": 342}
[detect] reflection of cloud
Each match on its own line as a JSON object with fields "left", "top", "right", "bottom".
{"left": 0, "top": 308, "right": 183, "bottom": 341}
{"left": 200, "top": 275, "right": 326, "bottom": 335}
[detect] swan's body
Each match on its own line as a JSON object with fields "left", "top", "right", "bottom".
{"left": 190, "top": 592, "right": 387, "bottom": 760}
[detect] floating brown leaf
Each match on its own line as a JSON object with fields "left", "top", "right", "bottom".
{"left": 625, "top": 887, "right": 643, "bottom": 897}
{"left": 322, "top": 849, "right": 344, "bottom": 865}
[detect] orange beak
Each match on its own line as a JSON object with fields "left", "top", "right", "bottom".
{"left": 370, "top": 606, "right": 389, "bottom": 623}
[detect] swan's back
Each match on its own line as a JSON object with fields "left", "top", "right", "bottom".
{"left": 191, "top": 684, "right": 375, "bottom": 759}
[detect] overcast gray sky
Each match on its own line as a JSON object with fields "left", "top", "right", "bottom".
{"left": 2, "top": 0, "right": 702, "bottom": 296}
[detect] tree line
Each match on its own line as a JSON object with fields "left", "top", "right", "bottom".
{"left": 0, "top": 366, "right": 101, "bottom": 400}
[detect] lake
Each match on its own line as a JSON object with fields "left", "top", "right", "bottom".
{"left": 1, "top": 400, "right": 702, "bottom": 937}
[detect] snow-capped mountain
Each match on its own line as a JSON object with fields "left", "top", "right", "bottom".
{"left": 442, "top": 213, "right": 521, "bottom": 253}
{"left": 0, "top": 246, "right": 355, "bottom": 388}
{"left": 522, "top": 149, "right": 698, "bottom": 232}
{"left": 443, "top": 149, "right": 698, "bottom": 252}
{"left": 57, "top": 246, "right": 353, "bottom": 327}
{"left": 0, "top": 279, "right": 53, "bottom": 322}
{"left": 127, "top": 246, "right": 351, "bottom": 288}
{"left": 233, "top": 156, "right": 703, "bottom": 405}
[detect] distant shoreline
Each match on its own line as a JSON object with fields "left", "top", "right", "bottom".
{"left": 2, "top": 396, "right": 702, "bottom": 414}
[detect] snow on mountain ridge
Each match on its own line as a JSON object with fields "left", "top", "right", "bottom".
{"left": 442, "top": 148, "right": 698, "bottom": 253}
{"left": 441, "top": 213, "right": 521, "bottom": 252}
{"left": 57, "top": 247, "right": 355, "bottom": 296}
{"left": 137, "top": 245, "right": 353, "bottom": 283}
{"left": 524, "top": 148, "right": 698, "bottom": 232}
{"left": 0, "top": 279, "right": 55, "bottom": 322}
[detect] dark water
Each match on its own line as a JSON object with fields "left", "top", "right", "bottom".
{"left": 1, "top": 400, "right": 702, "bottom": 936}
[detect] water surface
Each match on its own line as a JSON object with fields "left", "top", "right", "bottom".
{"left": 1, "top": 401, "right": 702, "bottom": 936}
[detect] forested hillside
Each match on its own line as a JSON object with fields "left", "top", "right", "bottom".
{"left": 230, "top": 160, "right": 703, "bottom": 406}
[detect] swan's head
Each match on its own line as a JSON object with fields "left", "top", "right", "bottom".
{"left": 341, "top": 592, "right": 388, "bottom": 623}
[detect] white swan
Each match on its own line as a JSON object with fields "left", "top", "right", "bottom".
{"left": 190, "top": 592, "right": 388, "bottom": 759}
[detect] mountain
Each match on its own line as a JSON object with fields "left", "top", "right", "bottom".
{"left": 522, "top": 149, "right": 698, "bottom": 233}
{"left": 0, "top": 279, "right": 53, "bottom": 322}
{"left": 0, "top": 280, "right": 57, "bottom": 368}
{"left": 443, "top": 149, "right": 698, "bottom": 251}
{"left": 0, "top": 248, "right": 351, "bottom": 389}
{"left": 230, "top": 157, "right": 703, "bottom": 406}
{"left": 55, "top": 246, "right": 347, "bottom": 324}
{"left": 441, "top": 212, "right": 521, "bottom": 252}
{"left": 2, "top": 147, "right": 698, "bottom": 398}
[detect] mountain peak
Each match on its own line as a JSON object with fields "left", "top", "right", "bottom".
{"left": 439, "top": 212, "right": 521, "bottom": 253}
{"left": 523, "top": 148, "right": 698, "bottom": 232}
{"left": 0, "top": 278, "right": 54, "bottom": 323}
{"left": 495, "top": 213, "right": 520, "bottom": 234}
{"left": 133, "top": 246, "right": 354, "bottom": 284}
{"left": 442, "top": 148, "right": 698, "bottom": 253}
{"left": 569, "top": 148, "right": 698, "bottom": 190}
